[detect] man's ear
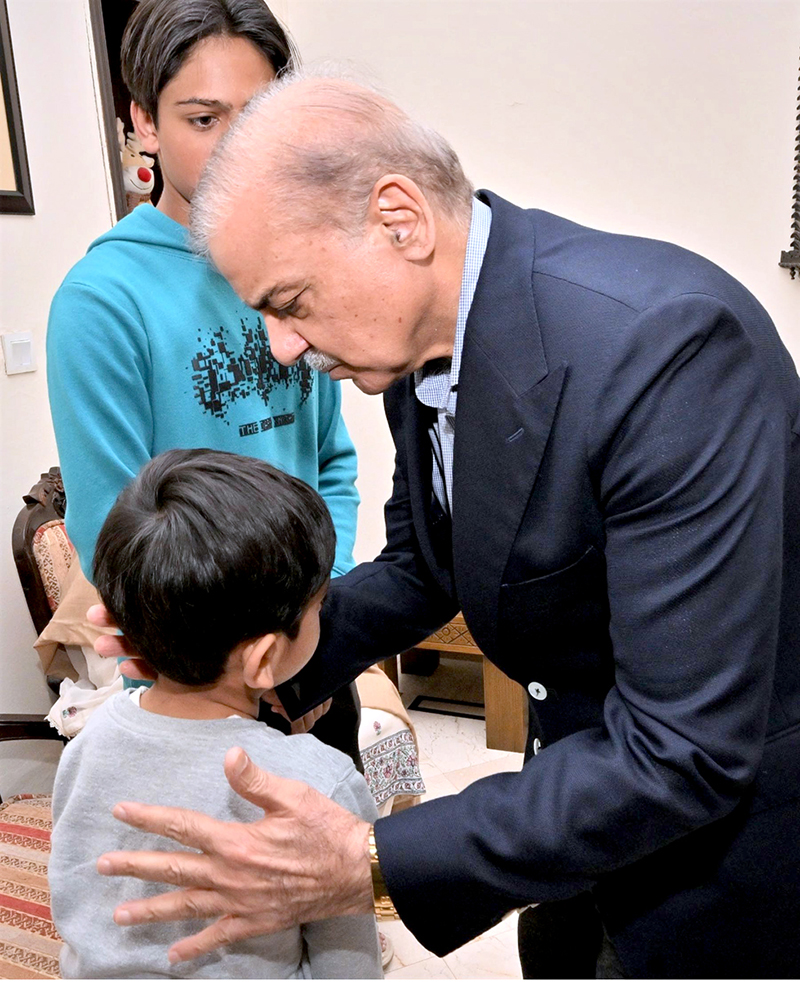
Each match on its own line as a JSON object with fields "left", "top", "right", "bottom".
{"left": 130, "top": 101, "right": 160, "bottom": 156}
{"left": 241, "top": 633, "right": 282, "bottom": 691}
{"left": 368, "top": 175, "right": 435, "bottom": 261}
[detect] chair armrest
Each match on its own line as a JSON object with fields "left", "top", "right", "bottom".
{"left": 0, "top": 715, "right": 67, "bottom": 743}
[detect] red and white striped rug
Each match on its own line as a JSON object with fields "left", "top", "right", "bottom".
{"left": 0, "top": 795, "right": 61, "bottom": 979}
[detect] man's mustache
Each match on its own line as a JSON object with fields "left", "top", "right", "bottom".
{"left": 303, "top": 348, "right": 339, "bottom": 372}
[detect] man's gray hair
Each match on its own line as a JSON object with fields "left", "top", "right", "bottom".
{"left": 191, "top": 67, "right": 474, "bottom": 255}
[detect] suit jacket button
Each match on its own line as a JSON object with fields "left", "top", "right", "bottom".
{"left": 528, "top": 681, "right": 547, "bottom": 700}
{"left": 533, "top": 737, "right": 542, "bottom": 755}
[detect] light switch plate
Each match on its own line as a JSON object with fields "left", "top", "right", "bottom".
{"left": 1, "top": 331, "right": 37, "bottom": 375}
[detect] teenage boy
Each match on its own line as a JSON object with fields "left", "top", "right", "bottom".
{"left": 46, "top": 0, "right": 360, "bottom": 757}
{"left": 49, "top": 449, "right": 382, "bottom": 979}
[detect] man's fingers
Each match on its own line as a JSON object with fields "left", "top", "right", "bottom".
{"left": 106, "top": 801, "right": 224, "bottom": 852}
{"left": 260, "top": 690, "right": 291, "bottom": 721}
{"left": 223, "top": 748, "right": 305, "bottom": 811}
{"left": 223, "top": 748, "right": 275, "bottom": 807}
{"left": 288, "top": 698, "right": 332, "bottom": 734}
{"left": 168, "top": 914, "right": 280, "bottom": 964}
{"left": 98, "top": 848, "right": 214, "bottom": 887}
{"left": 87, "top": 603, "right": 117, "bottom": 628}
{"left": 120, "top": 658, "right": 158, "bottom": 681}
{"left": 91, "top": 623, "right": 158, "bottom": 680}
{"left": 260, "top": 688, "right": 283, "bottom": 708}
{"left": 94, "top": 632, "right": 127, "bottom": 658}
{"left": 168, "top": 916, "right": 240, "bottom": 964}
{"left": 114, "top": 888, "right": 230, "bottom": 926}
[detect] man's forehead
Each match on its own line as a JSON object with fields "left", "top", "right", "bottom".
{"left": 210, "top": 199, "right": 276, "bottom": 267}
{"left": 210, "top": 211, "right": 297, "bottom": 304}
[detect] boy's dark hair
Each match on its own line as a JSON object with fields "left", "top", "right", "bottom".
{"left": 93, "top": 449, "right": 335, "bottom": 686}
{"left": 121, "top": 0, "right": 297, "bottom": 121}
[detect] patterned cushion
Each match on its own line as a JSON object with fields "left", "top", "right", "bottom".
{"left": 0, "top": 794, "right": 61, "bottom": 979}
{"left": 360, "top": 721, "right": 425, "bottom": 814}
{"left": 31, "top": 523, "right": 74, "bottom": 613}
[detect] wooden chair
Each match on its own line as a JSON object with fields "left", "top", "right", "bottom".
{"left": 1, "top": 468, "right": 70, "bottom": 802}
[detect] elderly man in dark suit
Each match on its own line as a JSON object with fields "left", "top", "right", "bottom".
{"left": 94, "top": 73, "right": 800, "bottom": 978}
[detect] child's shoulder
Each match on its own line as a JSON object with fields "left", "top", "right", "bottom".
{"left": 53, "top": 691, "right": 134, "bottom": 793}
{"left": 249, "top": 729, "right": 355, "bottom": 790}
{"left": 241, "top": 730, "right": 378, "bottom": 822}
{"left": 285, "top": 730, "right": 355, "bottom": 772}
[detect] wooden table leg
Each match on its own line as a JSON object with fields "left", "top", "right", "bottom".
{"left": 482, "top": 658, "right": 528, "bottom": 753}
{"left": 378, "top": 655, "right": 399, "bottom": 687}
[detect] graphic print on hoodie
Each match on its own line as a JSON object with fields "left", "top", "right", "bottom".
{"left": 191, "top": 315, "right": 313, "bottom": 429}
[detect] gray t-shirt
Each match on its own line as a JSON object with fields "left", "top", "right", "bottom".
{"left": 50, "top": 690, "right": 382, "bottom": 979}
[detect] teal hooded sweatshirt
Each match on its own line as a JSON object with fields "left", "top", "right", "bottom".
{"left": 47, "top": 204, "right": 359, "bottom": 579}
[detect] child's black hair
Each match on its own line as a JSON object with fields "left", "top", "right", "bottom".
{"left": 120, "top": 0, "right": 297, "bottom": 121}
{"left": 93, "top": 448, "right": 335, "bottom": 686}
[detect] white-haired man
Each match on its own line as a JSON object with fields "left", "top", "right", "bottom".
{"left": 94, "top": 74, "right": 800, "bottom": 979}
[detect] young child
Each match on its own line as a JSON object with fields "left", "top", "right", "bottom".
{"left": 46, "top": 0, "right": 361, "bottom": 759}
{"left": 49, "top": 449, "right": 383, "bottom": 979}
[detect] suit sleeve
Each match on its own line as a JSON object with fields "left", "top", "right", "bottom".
{"left": 373, "top": 294, "right": 786, "bottom": 953}
{"left": 278, "top": 392, "right": 458, "bottom": 718}
{"left": 47, "top": 280, "right": 153, "bottom": 579}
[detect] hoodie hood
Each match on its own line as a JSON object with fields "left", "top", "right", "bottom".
{"left": 87, "top": 202, "right": 193, "bottom": 258}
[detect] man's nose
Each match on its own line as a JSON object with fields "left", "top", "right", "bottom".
{"left": 263, "top": 317, "right": 310, "bottom": 365}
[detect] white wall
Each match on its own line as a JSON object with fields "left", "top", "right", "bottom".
{"left": 0, "top": 0, "right": 114, "bottom": 792}
{"left": 0, "top": 0, "right": 797, "bottom": 785}
{"left": 280, "top": 0, "right": 800, "bottom": 561}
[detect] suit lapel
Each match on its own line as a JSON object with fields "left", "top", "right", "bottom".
{"left": 452, "top": 192, "right": 567, "bottom": 654}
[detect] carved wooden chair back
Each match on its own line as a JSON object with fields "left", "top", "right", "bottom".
{"left": 12, "top": 467, "right": 71, "bottom": 636}
{"left": 1, "top": 468, "right": 71, "bottom": 798}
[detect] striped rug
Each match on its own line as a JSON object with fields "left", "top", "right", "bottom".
{"left": 0, "top": 795, "right": 61, "bottom": 979}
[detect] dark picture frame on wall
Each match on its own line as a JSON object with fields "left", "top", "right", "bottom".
{"left": 87, "top": 0, "right": 154, "bottom": 223}
{"left": 0, "top": 0, "right": 34, "bottom": 215}
{"left": 87, "top": 0, "right": 133, "bottom": 222}
{"left": 779, "top": 48, "right": 800, "bottom": 279}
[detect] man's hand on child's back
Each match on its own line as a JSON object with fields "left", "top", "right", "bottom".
{"left": 87, "top": 604, "right": 158, "bottom": 681}
{"left": 97, "top": 747, "right": 374, "bottom": 963}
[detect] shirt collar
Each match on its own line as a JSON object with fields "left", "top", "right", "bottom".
{"left": 414, "top": 197, "right": 492, "bottom": 409}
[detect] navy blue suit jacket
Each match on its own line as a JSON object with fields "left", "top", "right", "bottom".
{"left": 281, "top": 192, "right": 800, "bottom": 976}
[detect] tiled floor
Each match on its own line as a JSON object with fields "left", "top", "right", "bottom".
{"left": 384, "top": 657, "right": 524, "bottom": 980}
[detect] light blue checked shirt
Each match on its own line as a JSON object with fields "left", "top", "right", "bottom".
{"left": 414, "top": 197, "right": 492, "bottom": 516}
